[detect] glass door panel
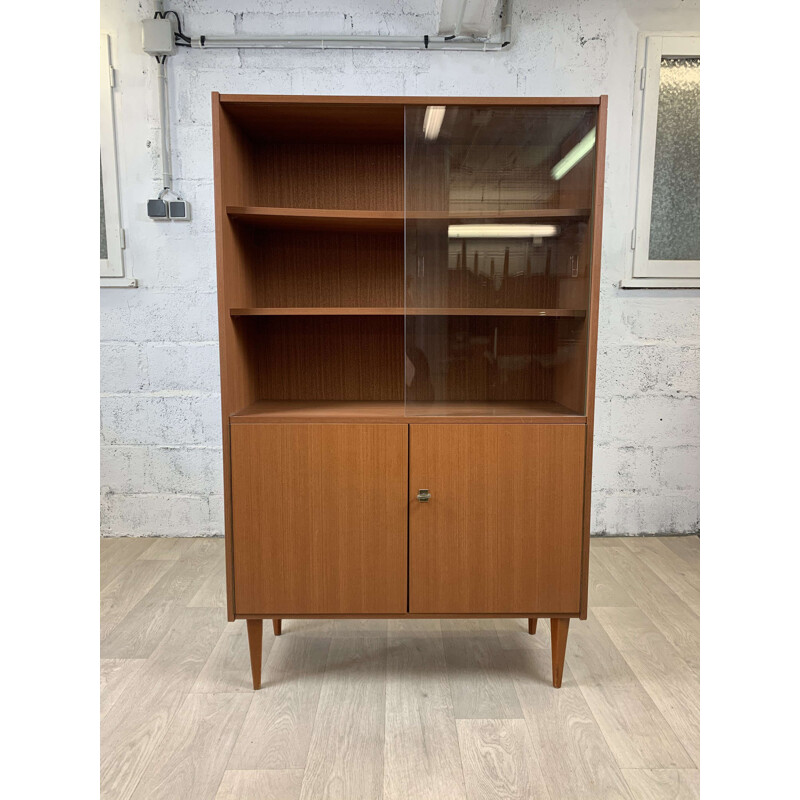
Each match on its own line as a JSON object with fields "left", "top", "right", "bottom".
{"left": 404, "top": 104, "right": 598, "bottom": 416}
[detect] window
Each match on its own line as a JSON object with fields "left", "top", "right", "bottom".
{"left": 625, "top": 34, "right": 700, "bottom": 288}
{"left": 100, "top": 33, "right": 136, "bottom": 288}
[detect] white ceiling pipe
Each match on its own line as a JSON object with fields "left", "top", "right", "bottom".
{"left": 188, "top": 34, "right": 511, "bottom": 51}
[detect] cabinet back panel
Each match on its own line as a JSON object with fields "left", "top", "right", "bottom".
{"left": 240, "top": 316, "right": 404, "bottom": 401}
{"left": 251, "top": 142, "right": 403, "bottom": 210}
{"left": 247, "top": 228, "right": 403, "bottom": 308}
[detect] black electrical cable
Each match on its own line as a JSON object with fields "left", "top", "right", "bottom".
{"left": 163, "top": 9, "right": 191, "bottom": 43}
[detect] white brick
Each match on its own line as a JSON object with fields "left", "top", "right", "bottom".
{"left": 100, "top": 344, "right": 145, "bottom": 393}
{"left": 100, "top": 492, "right": 214, "bottom": 537}
{"left": 599, "top": 396, "right": 699, "bottom": 448}
{"left": 133, "top": 230, "right": 218, "bottom": 292}
{"left": 146, "top": 343, "right": 221, "bottom": 392}
{"left": 591, "top": 492, "right": 699, "bottom": 536}
{"left": 601, "top": 297, "right": 700, "bottom": 345}
{"left": 101, "top": 446, "right": 223, "bottom": 495}
{"left": 596, "top": 345, "right": 699, "bottom": 398}
{"left": 591, "top": 444, "right": 656, "bottom": 493}
{"left": 100, "top": 395, "right": 221, "bottom": 446}
{"left": 652, "top": 446, "right": 700, "bottom": 492}
{"left": 173, "top": 125, "right": 215, "bottom": 184}
{"left": 100, "top": 290, "right": 218, "bottom": 343}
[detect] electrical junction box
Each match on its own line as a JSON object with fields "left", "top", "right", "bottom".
{"left": 142, "top": 18, "right": 175, "bottom": 56}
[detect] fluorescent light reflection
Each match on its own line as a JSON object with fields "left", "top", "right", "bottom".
{"left": 448, "top": 224, "right": 560, "bottom": 238}
{"left": 423, "top": 106, "right": 446, "bottom": 141}
{"left": 550, "top": 127, "right": 596, "bottom": 180}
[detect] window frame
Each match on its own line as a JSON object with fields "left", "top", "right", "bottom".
{"left": 623, "top": 32, "right": 700, "bottom": 289}
{"left": 100, "top": 33, "right": 136, "bottom": 288}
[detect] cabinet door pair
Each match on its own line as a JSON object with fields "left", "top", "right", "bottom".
{"left": 231, "top": 423, "right": 585, "bottom": 616}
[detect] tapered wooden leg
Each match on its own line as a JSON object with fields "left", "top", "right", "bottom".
{"left": 246, "top": 619, "right": 263, "bottom": 690}
{"left": 528, "top": 618, "right": 537, "bottom": 635}
{"left": 272, "top": 619, "right": 282, "bottom": 636}
{"left": 550, "top": 618, "right": 570, "bottom": 688}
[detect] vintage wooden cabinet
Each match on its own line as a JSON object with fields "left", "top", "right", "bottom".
{"left": 212, "top": 93, "right": 607, "bottom": 689}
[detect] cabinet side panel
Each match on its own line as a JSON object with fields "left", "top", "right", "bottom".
{"left": 580, "top": 95, "right": 608, "bottom": 618}
{"left": 409, "top": 424, "right": 586, "bottom": 614}
{"left": 213, "top": 94, "right": 260, "bottom": 620}
{"left": 231, "top": 424, "right": 408, "bottom": 614}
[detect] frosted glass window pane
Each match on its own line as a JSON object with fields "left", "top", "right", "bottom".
{"left": 100, "top": 155, "right": 108, "bottom": 260}
{"left": 648, "top": 57, "right": 700, "bottom": 261}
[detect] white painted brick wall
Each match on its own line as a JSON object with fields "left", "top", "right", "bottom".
{"left": 100, "top": 0, "right": 700, "bottom": 536}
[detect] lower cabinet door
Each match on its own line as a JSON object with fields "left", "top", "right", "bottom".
{"left": 231, "top": 423, "right": 408, "bottom": 615}
{"left": 409, "top": 424, "right": 586, "bottom": 614}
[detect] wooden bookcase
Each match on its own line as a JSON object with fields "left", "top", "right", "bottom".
{"left": 212, "top": 94, "right": 607, "bottom": 689}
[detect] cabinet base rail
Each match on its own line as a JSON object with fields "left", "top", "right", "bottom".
{"left": 245, "top": 616, "right": 569, "bottom": 689}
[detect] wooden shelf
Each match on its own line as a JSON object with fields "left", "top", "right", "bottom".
{"left": 226, "top": 206, "right": 591, "bottom": 233}
{"left": 230, "top": 400, "right": 585, "bottom": 424}
{"left": 412, "top": 208, "right": 592, "bottom": 221}
{"left": 227, "top": 206, "right": 403, "bottom": 233}
{"left": 230, "top": 307, "right": 587, "bottom": 317}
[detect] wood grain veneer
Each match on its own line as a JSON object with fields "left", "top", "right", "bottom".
{"left": 230, "top": 399, "right": 586, "bottom": 424}
{"left": 231, "top": 424, "right": 408, "bottom": 615}
{"left": 408, "top": 424, "right": 586, "bottom": 614}
{"left": 230, "top": 308, "right": 587, "bottom": 317}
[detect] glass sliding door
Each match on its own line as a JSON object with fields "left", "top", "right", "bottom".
{"left": 404, "top": 103, "right": 598, "bottom": 417}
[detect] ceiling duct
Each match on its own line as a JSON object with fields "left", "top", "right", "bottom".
{"left": 438, "top": 0, "right": 508, "bottom": 39}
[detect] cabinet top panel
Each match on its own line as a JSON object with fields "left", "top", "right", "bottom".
{"left": 217, "top": 94, "right": 604, "bottom": 107}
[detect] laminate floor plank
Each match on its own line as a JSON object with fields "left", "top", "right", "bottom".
{"left": 593, "top": 544, "right": 699, "bottom": 669}
{"left": 101, "top": 542, "right": 222, "bottom": 659}
{"left": 660, "top": 536, "right": 700, "bottom": 565}
{"left": 130, "top": 693, "right": 251, "bottom": 800}
{"left": 100, "top": 658, "right": 147, "bottom": 721}
{"left": 595, "top": 607, "right": 700, "bottom": 767}
{"left": 622, "top": 539, "right": 700, "bottom": 613}
{"left": 493, "top": 617, "right": 551, "bottom": 651}
{"left": 622, "top": 769, "right": 700, "bottom": 800}
{"left": 384, "top": 625, "right": 466, "bottom": 800}
{"left": 457, "top": 719, "right": 550, "bottom": 800}
{"left": 299, "top": 637, "right": 387, "bottom": 800}
{"left": 567, "top": 612, "right": 694, "bottom": 769}
{"left": 588, "top": 555, "right": 636, "bottom": 608}
{"left": 508, "top": 647, "right": 634, "bottom": 800}
{"left": 137, "top": 537, "right": 194, "bottom": 560}
{"left": 192, "top": 621, "right": 273, "bottom": 693}
{"left": 441, "top": 620, "right": 523, "bottom": 719}
{"left": 215, "top": 770, "right": 305, "bottom": 800}
{"left": 227, "top": 635, "right": 332, "bottom": 769}
{"left": 101, "top": 559, "right": 174, "bottom": 640}
{"left": 100, "top": 538, "right": 156, "bottom": 590}
{"left": 188, "top": 567, "right": 228, "bottom": 608}
{"left": 100, "top": 607, "right": 226, "bottom": 800}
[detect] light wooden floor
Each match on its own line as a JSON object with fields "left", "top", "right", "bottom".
{"left": 101, "top": 536, "right": 700, "bottom": 800}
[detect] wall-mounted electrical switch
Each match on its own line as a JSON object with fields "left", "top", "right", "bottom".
{"left": 167, "top": 200, "right": 191, "bottom": 221}
{"left": 147, "top": 198, "right": 169, "bottom": 219}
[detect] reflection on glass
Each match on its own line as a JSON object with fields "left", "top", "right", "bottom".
{"left": 405, "top": 105, "right": 597, "bottom": 416}
{"left": 649, "top": 57, "right": 700, "bottom": 261}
